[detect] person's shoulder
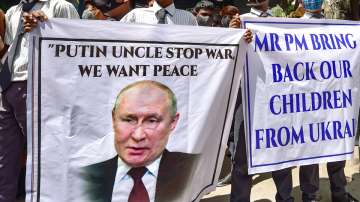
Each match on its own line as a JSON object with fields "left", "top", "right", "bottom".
{"left": 156, "top": 151, "right": 199, "bottom": 201}
{"left": 49, "top": 0, "right": 75, "bottom": 7}
{"left": 163, "top": 151, "right": 199, "bottom": 163}
{"left": 79, "top": 156, "right": 117, "bottom": 202}
{"left": 174, "top": 8, "right": 192, "bottom": 15}
{"left": 80, "top": 156, "right": 118, "bottom": 182}
{"left": 130, "top": 7, "right": 153, "bottom": 15}
{"left": 174, "top": 8, "right": 195, "bottom": 18}
{"left": 84, "top": 156, "right": 118, "bottom": 170}
{"left": 120, "top": 7, "right": 150, "bottom": 23}
{"left": 240, "top": 13, "right": 257, "bottom": 18}
{"left": 5, "top": 4, "right": 20, "bottom": 18}
{"left": 174, "top": 8, "right": 197, "bottom": 25}
{"left": 47, "top": 0, "right": 79, "bottom": 18}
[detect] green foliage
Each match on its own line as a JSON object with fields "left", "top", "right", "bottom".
{"left": 271, "top": 5, "right": 287, "bottom": 17}
{"left": 271, "top": 1, "right": 298, "bottom": 18}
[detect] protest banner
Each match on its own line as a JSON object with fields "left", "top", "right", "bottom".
{"left": 27, "top": 19, "right": 247, "bottom": 201}
{"left": 242, "top": 17, "right": 360, "bottom": 174}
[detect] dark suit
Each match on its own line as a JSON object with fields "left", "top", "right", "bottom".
{"left": 80, "top": 150, "right": 198, "bottom": 202}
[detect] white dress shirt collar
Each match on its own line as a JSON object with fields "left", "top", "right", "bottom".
{"left": 112, "top": 155, "right": 163, "bottom": 202}
{"left": 152, "top": 1, "right": 175, "bottom": 17}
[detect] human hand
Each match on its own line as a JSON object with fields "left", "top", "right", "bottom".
{"left": 23, "top": 10, "right": 48, "bottom": 32}
{"left": 243, "top": 29, "right": 253, "bottom": 44}
{"left": 229, "top": 13, "right": 240, "bottom": 28}
{"left": 85, "top": 4, "right": 107, "bottom": 20}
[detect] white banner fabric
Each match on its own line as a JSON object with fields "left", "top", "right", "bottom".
{"left": 27, "top": 19, "right": 247, "bottom": 202}
{"left": 242, "top": 18, "right": 360, "bottom": 174}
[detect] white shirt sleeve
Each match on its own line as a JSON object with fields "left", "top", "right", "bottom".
{"left": 120, "top": 10, "right": 136, "bottom": 23}
{"left": 4, "top": 6, "right": 16, "bottom": 46}
{"left": 54, "top": 1, "right": 80, "bottom": 19}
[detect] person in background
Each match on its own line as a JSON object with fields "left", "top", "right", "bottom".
{"left": 209, "top": 13, "right": 222, "bottom": 27}
{"left": 219, "top": 5, "right": 240, "bottom": 27}
{"left": 147, "top": 0, "right": 154, "bottom": 7}
{"left": 215, "top": 7, "right": 242, "bottom": 186}
{"left": 0, "top": 1, "right": 79, "bottom": 201}
{"left": 230, "top": 1, "right": 295, "bottom": 202}
{"left": 193, "top": 0, "right": 215, "bottom": 26}
{"left": 289, "top": 1, "right": 305, "bottom": 18}
{"left": 299, "top": 1, "right": 358, "bottom": 202}
{"left": 82, "top": 0, "right": 131, "bottom": 20}
{"left": 67, "top": 0, "right": 80, "bottom": 8}
{"left": 301, "top": 0, "right": 324, "bottom": 19}
{"left": 323, "top": 0, "right": 351, "bottom": 19}
{"left": 241, "top": 0, "right": 272, "bottom": 17}
{"left": 119, "top": 0, "right": 197, "bottom": 25}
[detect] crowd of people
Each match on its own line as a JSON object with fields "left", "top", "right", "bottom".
{"left": 0, "top": 0, "right": 359, "bottom": 202}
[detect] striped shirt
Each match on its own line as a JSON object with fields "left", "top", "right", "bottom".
{"left": 5, "top": 0, "right": 79, "bottom": 81}
{"left": 120, "top": 1, "right": 197, "bottom": 26}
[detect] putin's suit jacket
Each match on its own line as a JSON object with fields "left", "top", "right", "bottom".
{"left": 80, "top": 150, "right": 199, "bottom": 202}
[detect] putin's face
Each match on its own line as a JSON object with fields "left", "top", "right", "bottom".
{"left": 112, "top": 85, "right": 179, "bottom": 167}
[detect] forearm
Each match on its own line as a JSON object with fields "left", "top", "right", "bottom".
{"left": 0, "top": 42, "right": 8, "bottom": 59}
{"left": 0, "top": 8, "right": 6, "bottom": 58}
{"left": 105, "top": 1, "right": 130, "bottom": 19}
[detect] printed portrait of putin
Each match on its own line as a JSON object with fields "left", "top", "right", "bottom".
{"left": 80, "top": 80, "right": 198, "bottom": 202}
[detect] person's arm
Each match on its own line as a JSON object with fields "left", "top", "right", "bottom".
{"left": 119, "top": 9, "right": 136, "bottom": 23}
{"left": 0, "top": 9, "right": 7, "bottom": 58}
{"left": 23, "top": 1, "right": 79, "bottom": 33}
{"left": 229, "top": 14, "right": 252, "bottom": 44}
{"left": 0, "top": 9, "right": 5, "bottom": 40}
{"left": 105, "top": 0, "right": 130, "bottom": 19}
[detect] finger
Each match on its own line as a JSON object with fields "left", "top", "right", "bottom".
{"left": 24, "top": 22, "right": 32, "bottom": 27}
{"left": 35, "top": 11, "right": 46, "bottom": 22}
{"left": 232, "top": 13, "right": 240, "bottom": 19}
{"left": 229, "top": 22, "right": 240, "bottom": 28}
{"left": 24, "top": 24, "right": 32, "bottom": 32}
{"left": 41, "top": 11, "right": 49, "bottom": 20}
{"left": 32, "top": 11, "right": 48, "bottom": 22}
{"left": 229, "top": 20, "right": 236, "bottom": 27}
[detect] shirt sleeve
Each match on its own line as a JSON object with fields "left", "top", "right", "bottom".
{"left": 54, "top": 1, "right": 80, "bottom": 19}
{"left": 119, "top": 10, "right": 136, "bottom": 23}
{"left": 4, "top": 7, "right": 15, "bottom": 46}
